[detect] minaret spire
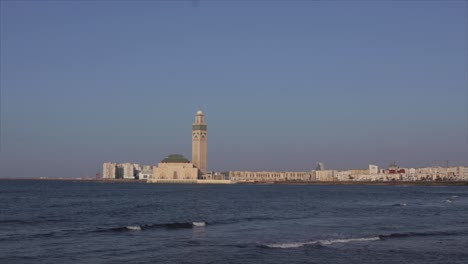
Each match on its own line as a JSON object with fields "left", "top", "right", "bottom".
{"left": 192, "top": 109, "right": 207, "bottom": 175}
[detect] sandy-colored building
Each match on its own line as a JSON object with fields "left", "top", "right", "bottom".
{"left": 192, "top": 110, "right": 207, "bottom": 174}
{"left": 228, "top": 171, "right": 315, "bottom": 182}
{"left": 152, "top": 154, "right": 199, "bottom": 181}
{"left": 315, "top": 170, "right": 337, "bottom": 181}
{"left": 351, "top": 169, "right": 370, "bottom": 175}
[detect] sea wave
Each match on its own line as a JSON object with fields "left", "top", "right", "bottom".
{"left": 125, "top": 226, "right": 141, "bottom": 231}
{"left": 0, "top": 217, "right": 67, "bottom": 225}
{"left": 261, "top": 230, "right": 468, "bottom": 249}
{"left": 391, "top": 202, "right": 407, "bottom": 207}
{"left": 97, "top": 222, "right": 208, "bottom": 232}
{"left": 378, "top": 230, "right": 464, "bottom": 239}
{"left": 262, "top": 237, "right": 379, "bottom": 249}
{"left": 209, "top": 216, "right": 278, "bottom": 225}
{"left": 193, "top": 222, "right": 206, "bottom": 227}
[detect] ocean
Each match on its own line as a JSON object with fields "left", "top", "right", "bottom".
{"left": 1, "top": 180, "right": 467, "bottom": 263}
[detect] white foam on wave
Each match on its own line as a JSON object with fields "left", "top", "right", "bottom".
{"left": 264, "top": 236, "right": 380, "bottom": 249}
{"left": 126, "top": 225, "right": 141, "bottom": 231}
{"left": 192, "top": 222, "right": 206, "bottom": 227}
{"left": 319, "top": 237, "right": 380, "bottom": 245}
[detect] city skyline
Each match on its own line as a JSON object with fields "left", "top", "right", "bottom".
{"left": 1, "top": 1, "right": 467, "bottom": 178}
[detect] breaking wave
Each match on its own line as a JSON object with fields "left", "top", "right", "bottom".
{"left": 262, "top": 237, "right": 379, "bottom": 249}
{"left": 261, "top": 230, "right": 468, "bottom": 249}
{"left": 97, "top": 222, "right": 207, "bottom": 232}
{"left": 125, "top": 226, "right": 141, "bottom": 231}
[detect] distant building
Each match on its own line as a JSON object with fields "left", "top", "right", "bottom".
{"left": 134, "top": 164, "right": 141, "bottom": 174}
{"left": 369, "top": 165, "right": 378, "bottom": 174}
{"left": 202, "top": 171, "right": 229, "bottom": 180}
{"left": 229, "top": 171, "right": 315, "bottom": 182}
{"left": 138, "top": 165, "right": 153, "bottom": 180}
{"left": 457, "top": 167, "right": 468, "bottom": 180}
{"left": 192, "top": 110, "right": 207, "bottom": 174}
{"left": 102, "top": 162, "right": 117, "bottom": 179}
{"left": 151, "top": 154, "right": 199, "bottom": 182}
{"left": 315, "top": 170, "right": 336, "bottom": 181}
{"left": 334, "top": 170, "right": 351, "bottom": 181}
{"left": 316, "top": 162, "right": 325, "bottom": 171}
{"left": 121, "top": 163, "right": 135, "bottom": 179}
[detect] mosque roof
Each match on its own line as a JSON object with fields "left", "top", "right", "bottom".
{"left": 161, "top": 154, "right": 190, "bottom": 163}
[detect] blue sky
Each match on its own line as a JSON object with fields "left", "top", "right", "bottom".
{"left": 1, "top": 1, "right": 467, "bottom": 177}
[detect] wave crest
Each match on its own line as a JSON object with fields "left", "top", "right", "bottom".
{"left": 262, "top": 237, "right": 379, "bottom": 249}
{"left": 126, "top": 226, "right": 141, "bottom": 231}
{"left": 98, "top": 222, "right": 208, "bottom": 232}
{"left": 261, "top": 230, "right": 467, "bottom": 249}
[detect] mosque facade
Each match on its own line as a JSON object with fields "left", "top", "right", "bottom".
{"left": 151, "top": 154, "right": 199, "bottom": 182}
{"left": 149, "top": 110, "right": 208, "bottom": 183}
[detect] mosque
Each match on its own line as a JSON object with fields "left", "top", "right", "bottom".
{"left": 150, "top": 110, "right": 208, "bottom": 183}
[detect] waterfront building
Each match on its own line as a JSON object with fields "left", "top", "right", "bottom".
{"left": 122, "top": 163, "right": 135, "bottom": 179}
{"left": 192, "top": 110, "right": 207, "bottom": 174}
{"left": 133, "top": 164, "right": 141, "bottom": 174}
{"left": 114, "top": 162, "right": 139, "bottom": 179}
{"left": 138, "top": 165, "right": 153, "bottom": 180}
{"left": 334, "top": 170, "right": 352, "bottom": 181}
{"left": 201, "top": 171, "right": 229, "bottom": 180}
{"left": 457, "top": 166, "right": 468, "bottom": 180}
{"left": 315, "top": 170, "right": 336, "bottom": 181}
{"left": 228, "top": 171, "right": 315, "bottom": 182}
{"left": 369, "top": 165, "right": 378, "bottom": 174}
{"left": 151, "top": 154, "right": 199, "bottom": 182}
{"left": 351, "top": 169, "right": 370, "bottom": 176}
{"left": 102, "top": 162, "right": 117, "bottom": 179}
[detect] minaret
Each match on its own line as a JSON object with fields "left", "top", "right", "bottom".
{"left": 192, "top": 109, "right": 207, "bottom": 174}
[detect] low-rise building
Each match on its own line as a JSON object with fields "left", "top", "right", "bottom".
{"left": 228, "top": 170, "right": 314, "bottom": 182}
{"left": 315, "top": 170, "right": 336, "bottom": 181}
{"left": 138, "top": 165, "right": 153, "bottom": 180}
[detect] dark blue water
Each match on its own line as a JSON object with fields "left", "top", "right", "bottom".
{"left": 1, "top": 180, "right": 467, "bottom": 263}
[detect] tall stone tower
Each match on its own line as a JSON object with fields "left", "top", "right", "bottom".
{"left": 192, "top": 109, "right": 207, "bottom": 174}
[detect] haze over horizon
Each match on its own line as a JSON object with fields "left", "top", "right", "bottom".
{"left": 1, "top": 1, "right": 467, "bottom": 178}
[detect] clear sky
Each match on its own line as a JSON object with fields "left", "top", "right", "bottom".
{"left": 0, "top": 0, "right": 467, "bottom": 178}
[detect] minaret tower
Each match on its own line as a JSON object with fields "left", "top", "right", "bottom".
{"left": 192, "top": 109, "right": 207, "bottom": 174}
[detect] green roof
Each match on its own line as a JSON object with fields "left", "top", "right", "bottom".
{"left": 161, "top": 154, "right": 190, "bottom": 163}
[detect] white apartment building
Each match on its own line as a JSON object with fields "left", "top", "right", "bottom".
{"left": 102, "top": 162, "right": 116, "bottom": 179}
{"left": 122, "top": 163, "right": 135, "bottom": 179}
{"left": 138, "top": 165, "right": 153, "bottom": 180}
{"left": 369, "top": 165, "right": 379, "bottom": 174}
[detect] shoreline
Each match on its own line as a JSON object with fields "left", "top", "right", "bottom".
{"left": 1, "top": 178, "right": 468, "bottom": 186}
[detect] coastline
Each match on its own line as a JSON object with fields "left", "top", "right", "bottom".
{"left": 1, "top": 178, "right": 467, "bottom": 186}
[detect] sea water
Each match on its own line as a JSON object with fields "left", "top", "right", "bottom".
{"left": 0, "top": 180, "right": 467, "bottom": 263}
